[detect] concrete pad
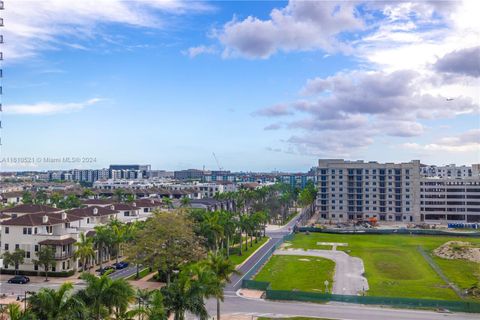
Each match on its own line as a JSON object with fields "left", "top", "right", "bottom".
{"left": 275, "top": 248, "right": 369, "bottom": 296}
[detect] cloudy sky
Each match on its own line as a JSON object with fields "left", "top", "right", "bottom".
{"left": 2, "top": 0, "right": 479, "bottom": 171}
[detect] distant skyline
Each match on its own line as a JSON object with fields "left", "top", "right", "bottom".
{"left": 1, "top": 0, "right": 479, "bottom": 171}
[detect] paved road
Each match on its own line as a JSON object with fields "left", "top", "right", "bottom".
{"left": 226, "top": 209, "right": 306, "bottom": 291}
{"left": 275, "top": 249, "right": 369, "bottom": 295}
{"left": 206, "top": 295, "right": 477, "bottom": 320}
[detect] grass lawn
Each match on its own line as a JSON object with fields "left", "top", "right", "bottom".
{"left": 288, "top": 233, "right": 480, "bottom": 300}
{"left": 254, "top": 255, "right": 334, "bottom": 292}
{"left": 228, "top": 237, "right": 269, "bottom": 266}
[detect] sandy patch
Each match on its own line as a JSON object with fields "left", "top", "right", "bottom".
{"left": 238, "top": 289, "right": 264, "bottom": 299}
{"left": 434, "top": 241, "right": 480, "bottom": 263}
{"left": 298, "top": 258, "right": 311, "bottom": 261}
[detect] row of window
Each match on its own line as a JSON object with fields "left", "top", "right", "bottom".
{"left": 319, "top": 169, "right": 411, "bottom": 175}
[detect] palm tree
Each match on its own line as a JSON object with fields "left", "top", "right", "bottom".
{"left": 49, "top": 192, "right": 63, "bottom": 208}
{"left": 93, "top": 225, "right": 113, "bottom": 271}
{"left": 127, "top": 289, "right": 166, "bottom": 320}
{"left": 203, "top": 253, "right": 240, "bottom": 320}
{"left": 180, "top": 197, "right": 191, "bottom": 208}
{"left": 78, "top": 273, "right": 135, "bottom": 320}
{"left": 74, "top": 232, "right": 96, "bottom": 272}
{"left": 114, "top": 189, "right": 126, "bottom": 202}
{"left": 162, "top": 197, "right": 173, "bottom": 209}
{"left": 162, "top": 263, "right": 214, "bottom": 320}
{"left": 108, "top": 219, "right": 126, "bottom": 264}
{"left": 28, "top": 282, "right": 88, "bottom": 320}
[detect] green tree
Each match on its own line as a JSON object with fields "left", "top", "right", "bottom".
{"left": 180, "top": 197, "right": 191, "bottom": 208}
{"left": 28, "top": 282, "right": 88, "bottom": 320}
{"left": 2, "top": 249, "right": 25, "bottom": 275}
{"left": 108, "top": 219, "right": 126, "bottom": 264}
{"left": 125, "top": 211, "right": 204, "bottom": 285}
{"left": 82, "top": 188, "right": 95, "bottom": 199}
{"left": 22, "top": 191, "right": 33, "bottom": 204}
{"left": 33, "top": 245, "right": 56, "bottom": 281}
{"left": 34, "top": 190, "right": 48, "bottom": 205}
{"left": 1, "top": 303, "right": 35, "bottom": 320}
{"left": 203, "top": 253, "right": 240, "bottom": 320}
{"left": 127, "top": 289, "right": 166, "bottom": 320}
{"left": 93, "top": 225, "right": 113, "bottom": 271}
{"left": 162, "top": 197, "right": 173, "bottom": 209}
{"left": 162, "top": 263, "right": 215, "bottom": 320}
{"left": 74, "top": 232, "right": 96, "bottom": 271}
{"left": 114, "top": 189, "right": 125, "bottom": 202}
{"left": 78, "top": 273, "right": 135, "bottom": 320}
{"left": 125, "top": 194, "right": 136, "bottom": 203}
{"left": 49, "top": 192, "right": 63, "bottom": 208}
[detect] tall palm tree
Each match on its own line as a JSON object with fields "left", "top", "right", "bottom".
{"left": 74, "top": 232, "right": 96, "bottom": 272}
{"left": 28, "top": 282, "right": 88, "bottom": 320}
{"left": 180, "top": 197, "right": 191, "bottom": 208}
{"left": 108, "top": 219, "right": 126, "bottom": 264}
{"left": 162, "top": 263, "right": 214, "bottom": 320}
{"left": 78, "top": 273, "right": 135, "bottom": 320}
{"left": 127, "top": 289, "right": 166, "bottom": 320}
{"left": 93, "top": 225, "right": 113, "bottom": 271}
{"left": 162, "top": 197, "right": 173, "bottom": 209}
{"left": 203, "top": 253, "right": 240, "bottom": 320}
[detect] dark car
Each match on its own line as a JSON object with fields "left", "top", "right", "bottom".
{"left": 113, "top": 261, "right": 129, "bottom": 270}
{"left": 99, "top": 266, "right": 116, "bottom": 275}
{"left": 8, "top": 275, "right": 30, "bottom": 284}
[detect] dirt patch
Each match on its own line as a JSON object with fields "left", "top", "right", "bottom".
{"left": 298, "top": 258, "right": 311, "bottom": 261}
{"left": 434, "top": 241, "right": 480, "bottom": 263}
{"left": 238, "top": 289, "right": 264, "bottom": 299}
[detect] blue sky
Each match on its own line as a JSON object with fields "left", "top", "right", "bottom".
{"left": 2, "top": 0, "right": 479, "bottom": 171}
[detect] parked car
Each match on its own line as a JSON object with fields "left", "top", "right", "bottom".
{"left": 8, "top": 275, "right": 30, "bottom": 284}
{"left": 113, "top": 261, "right": 129, "bottom": 270}
{"left": 99, "top": 266, "right": 116, "bottom": 275}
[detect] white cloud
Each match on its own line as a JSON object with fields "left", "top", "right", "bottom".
{"left": 216, "top": 0, "right": 363, "bottom": 58}
{"left": 402, "top": 129, "right": 480, "bottom": 152}
{"left": 182, "top": 45, "right": 217, "bottom": 58}
{"left": 5, "top": 98, "right": 102, "bottom": 115}
{"left": 2, "top": 0, "right": 212, "bottom": 62}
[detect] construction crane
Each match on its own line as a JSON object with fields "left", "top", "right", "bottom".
{"left": 212, "top": 152, "right": 223, "bottom": 171}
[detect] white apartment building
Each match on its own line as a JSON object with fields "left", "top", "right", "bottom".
{"left": 420, "top": 164, "right": 480, "bottom": 178}
{"left": 316, "top": 159, "right": 420, "bottom": 222}
{"left": 0, "top": 205, "right": 120, "bottom": 274}
{"left": 420, "top": 177, "right": 480, "bottom": 223}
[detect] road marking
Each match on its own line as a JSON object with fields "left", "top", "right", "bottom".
{"left": 231, "top": 239, "right": 279, "bottom": 289}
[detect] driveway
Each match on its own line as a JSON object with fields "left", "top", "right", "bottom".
{"left": 275, "top": 248, "right": 369, "bottom": 295}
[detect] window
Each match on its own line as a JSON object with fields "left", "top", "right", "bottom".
{"left": 34, "top": 264, "right": 39, "bottom": 271}
{"left": 34, "top": 245, "right": 39, "bottom": 252}
{"left": 26, "top": 251, "right": 31, "bottom": 258}
{"left": 4, "top": 227, "right": 9, "bottom": 234}
{"left": 15, "top": 244, "right": 19, "bottom": 250}
{"left": 4, "top": 243, "right": 8, "bottom": 251}
{"left": 23, "top": 228, "right": 27, "bottom": 235}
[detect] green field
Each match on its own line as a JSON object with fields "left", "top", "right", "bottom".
{"left": 287, "top": 233, "right": 480, "bottom": 300}
{"left": 254, "top": 255, "right": 334, "bottom": 292}
{"left": 228, "top": 237, "right": 269, "bottom": 266}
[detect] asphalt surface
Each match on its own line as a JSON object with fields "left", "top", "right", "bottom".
{"left": 206, "top": 295, "right": 478, "bottom": 320}
{"left": 275, "top": 249, "right": 369, "bottom": 295}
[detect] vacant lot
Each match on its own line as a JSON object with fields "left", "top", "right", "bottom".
{"left": 288, "top": 233, "right": 480, "bottom": 301}
{"left": 254, "top": 255, "right": 334, "bottom": 292}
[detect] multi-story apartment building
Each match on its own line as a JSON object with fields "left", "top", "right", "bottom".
{"left": 0, "top": 205, "right": 124, "bottom": 274}
{"left": 420, "top": 164, "right": 480, "bottom": 178}
{"left": 316, "top": 159, "right": 480, "bottom": 224}
{"left": 420, "top": 178, "right": 480, "bottom": 223}
{"left": 316, "top": 159, "right": 420, "bottom": 222}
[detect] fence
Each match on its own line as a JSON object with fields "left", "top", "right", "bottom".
{"left": 297, "top": 227, "right": 480, "bottom": 237}
{"left": 241, "top": 279, "right": 480, "bottom": 313}
{"left": 266, "top": 289, "right": 480, "bottom": 313}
